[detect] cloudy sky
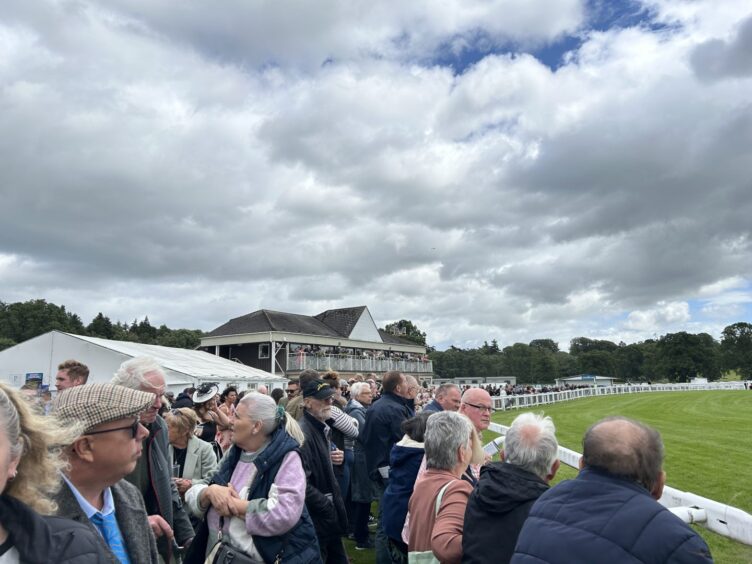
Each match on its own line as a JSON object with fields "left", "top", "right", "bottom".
{"left": 1, "top": 0, "right": 751, "bottom": 351}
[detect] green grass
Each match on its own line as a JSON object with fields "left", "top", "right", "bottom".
{"left": 487, "top": 391, "right": 752, "bottom": 564}
{"left": 345, "top": 391, "right": 752, "bottom": 564}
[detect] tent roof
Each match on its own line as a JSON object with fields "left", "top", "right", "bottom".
{"left": 63, "top": 333, "right": 285, "bottom": 382}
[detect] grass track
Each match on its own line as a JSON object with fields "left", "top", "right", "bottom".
{"left": 487, "top": 391, "right": 752, "bottom": 564}
{"left": 345, "top": 391, "right": 752, "bottom": 564}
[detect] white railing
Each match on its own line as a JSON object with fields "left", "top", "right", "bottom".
{"left": 286, "top": 353, "right": 433, "bottom": 374}
{"left": 492, "top": 382, "right": 746, "bottom": 411}
{"left": 484, "top": 390, "right": 752, "bottom": 547}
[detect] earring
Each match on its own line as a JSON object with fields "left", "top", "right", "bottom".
{"left": 9, "top": 470, "right": 17, "bottom": 481}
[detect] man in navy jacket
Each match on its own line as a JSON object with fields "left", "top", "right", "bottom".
{"left": 361, "top": 371, "right": 412, "bottom": 564}
{"left": 511, "top": 417, "right": 713, "bottom": 564}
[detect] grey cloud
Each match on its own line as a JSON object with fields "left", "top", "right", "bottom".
{"left": 691, "top": 14, "right": 752, "bottom": 81}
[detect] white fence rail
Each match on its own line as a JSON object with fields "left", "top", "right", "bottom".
{"left": 492, "top": 381, "right": 746, "bottom": 411}
{"left": 484, "top": 383, "right": 752, "bottom": 546}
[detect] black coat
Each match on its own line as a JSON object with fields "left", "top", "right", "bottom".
{"left": 463, "top": 462, "right": 549, "bottom": 564}
{"left": 299, "top": 410, "right": 349, "bottom": 540}
{"left": 362, "top": 392, "right": 412, "bottom": 479}
{"left": 0, "top": 494, "right": 112, "bottom": 564}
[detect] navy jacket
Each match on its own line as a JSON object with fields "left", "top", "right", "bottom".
{"left": 422, "top": 398, "right": 443, "bottom": 413}
{"left": 463, "top": 462, "right": 548, "bottom": 564}
{"left": 511, "top": 467, "right": 714, "bottom": 564}
{"left": 362, "top": 392, "right": 412, "bottom": 480}
{"left": 381, "top": 442, "right": 425, "bottom": 541}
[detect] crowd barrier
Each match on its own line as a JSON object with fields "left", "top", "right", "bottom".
{"left": 483, "top": 382, "right": 752, "bottom": 546}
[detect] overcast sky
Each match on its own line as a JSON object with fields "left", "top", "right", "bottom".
{"left": 1, "top": 0, "right": 751, "bottom": 351}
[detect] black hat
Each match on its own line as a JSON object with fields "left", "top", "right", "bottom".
{"left": 303, "top": 379, "right": 336, "bottom": 400}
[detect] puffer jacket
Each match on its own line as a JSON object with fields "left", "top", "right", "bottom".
{"left": 381, "top": 436, "right": 424, "bottom": 541}
{"left": 511, "top": 467, "right": 714, "bottom": 564}
{"left": 462, "top": 462, "right": 548, "bottom": 564}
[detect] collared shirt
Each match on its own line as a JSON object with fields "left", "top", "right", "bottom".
{"left": 61, "top": 474, "right": 116, "bottom": 519}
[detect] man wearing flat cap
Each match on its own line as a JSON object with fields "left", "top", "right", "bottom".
{"left": 299, "top": 379, "right": 350, "bottom": 563}
{"left": 53, "top": 383, "right": 159, "bottom": 564}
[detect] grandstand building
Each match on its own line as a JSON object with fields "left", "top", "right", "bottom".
{"left": 199, "top": 305, "right": 433, "bottom": 380}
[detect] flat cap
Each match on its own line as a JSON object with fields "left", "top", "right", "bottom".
{"left": 53, "top": 383, "right": 154, "bottom": 432}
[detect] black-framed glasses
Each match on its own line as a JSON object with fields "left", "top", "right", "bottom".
{"left": 463, "top": 402, "right": 494, "bottom": 414}
{"left": 85, "top": 419, "right": 141, "bottom": 439}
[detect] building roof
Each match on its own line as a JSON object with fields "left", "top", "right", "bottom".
{"left": 65, "top": 333, "right": 286, "bottom": 382}
{"left": 207, "top": 306, "right": 417, "bottom": 347}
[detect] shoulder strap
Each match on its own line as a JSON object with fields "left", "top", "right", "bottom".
{"left": 433, "top": 481, "right": 454, "bottom": 517}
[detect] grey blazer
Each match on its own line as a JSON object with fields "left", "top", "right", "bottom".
{"left": 54, "top": 478, "right": 159, "bottom": 564}
{"left": 169, "top": 435, "right": 218, "bottom": 481}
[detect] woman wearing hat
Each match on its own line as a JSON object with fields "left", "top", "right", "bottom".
{"left": 192, "top": 383, "right": 231, "bottom": 457}
{"left": 184, "top": 392, "right": 321, "bottom": 564}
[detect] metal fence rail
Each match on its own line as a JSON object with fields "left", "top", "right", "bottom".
{"left": 484, "top": 382, "right": 752, "bottom": 546}
{"left": 286, "top": 353, "right": 433, "bottom": 374}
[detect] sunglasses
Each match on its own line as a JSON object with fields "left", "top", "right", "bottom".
{"left": 85, "top": 418, "right": 141, "bottom": 439}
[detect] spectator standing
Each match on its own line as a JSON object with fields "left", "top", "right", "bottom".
{"left": 422, "top": 384, "right": 461, "bottom": 413}
{"left": 280, "top": 379, "right": 299, "bottom": 408}
{"left": 299, "top": 380, "right": 350, "bottom": 563}
{"left": 462, "top": 413, "right": 560, "bottom": 564}
{"left": 0, "top": 382, "right": 112, "bottom": 563}
{"left": 172, "top": 387, "right": 195, "bottom": 409}
{"left": 55, "top": 359, "right": 89, "bottom": 392}
{"left": 53, "top": 383, "right": 159, "bottom": 563}
{"left": 511, "top": 417, "right": 713, "bottom": 564}
{"left": 216, "top": 386, "right": 238, "bottom": 451}
{"left": 345, "top": 382, "right": 374, "bottom": 550}
{"left": 165, "top": 408, "right": 218, "bottom": 498}
{"left": 286, "top": 370, "right": 320, "bottom": 420}
{"left": 361, "top": 371, "right": 412, "bottom": 564}
{"left": 113, "top": 357, "right": 195, "bottom": 562}
{"left": 407, "top": 412, "right": 481, "bottom": 564}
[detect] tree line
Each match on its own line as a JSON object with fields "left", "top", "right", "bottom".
{"left": 429, "top": 325, "right": 752, "bottom": 384}
{"left": 0, "top": 299, "right": 203, "bottom": 351}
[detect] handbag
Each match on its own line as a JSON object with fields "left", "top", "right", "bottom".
{"left": 407, "top": 482, "right": 453, "bottom": 564}
{"left": 208, "top": 541, "right": 259, "bottom": 564}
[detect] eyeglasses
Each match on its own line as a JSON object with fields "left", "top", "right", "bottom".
{"left": 286, "top": 389, "right": 298, "bottom": 394}
{"left": 463, "top": 402, "right": 494, "bottom": 414}
{"left": 85, "top": 419, "right": 141, "bottom": 439}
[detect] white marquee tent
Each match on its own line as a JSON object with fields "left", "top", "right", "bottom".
{"left": 0, "top": 331, "right": 287, "bottom": 393}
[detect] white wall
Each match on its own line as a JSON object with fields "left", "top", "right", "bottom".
{"left": 348, "top": 308, "right": 382, "bottom": 342}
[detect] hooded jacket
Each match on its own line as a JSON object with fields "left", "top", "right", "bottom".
{"left": 381, "top": 436, "right": 425, "bottom": 541}
{"left": 462, "top": 462, "right": 549, "bottom": 564}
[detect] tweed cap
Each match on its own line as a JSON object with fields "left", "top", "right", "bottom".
{"left": 53, "top": 383, "right": 154, "bottom": 432}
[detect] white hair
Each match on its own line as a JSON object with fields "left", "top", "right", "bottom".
{"left": 350, "top": 382, "right": 370, "bottom": 398}
{"left": 112, "top": 356, "right": 166, "bottom": 390}
{"left": 424, "top": 411, "right": 473, "bottom": 471}
{"left": 240, "top": 392, "right": 304, "bottom": 446}
{"left": 504, "top": 412, "right": 558, "bottom": 480}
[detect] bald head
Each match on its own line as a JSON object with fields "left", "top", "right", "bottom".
{"left": 582, "top": 417, "right": 664, "bottom": 495}
{"left": 459, "top": 387, "right": 493, "bottom": 432}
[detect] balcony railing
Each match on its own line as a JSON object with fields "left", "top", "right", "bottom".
{"left": 286, "top": 353, "right": 433, "bottom": 374}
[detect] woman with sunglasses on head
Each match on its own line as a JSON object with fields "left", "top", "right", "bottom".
{"left": 184, "top": 392, "right": 322, "bottom": 564}
{"left": 165, "top": 408, "right": 219, "bottom": 498}
{"left": 0, "top": 382, "right": 111, "bottom": 563}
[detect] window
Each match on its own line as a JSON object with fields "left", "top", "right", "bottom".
{"left": 258, "top": 344, "right": 270, "bottom": 359}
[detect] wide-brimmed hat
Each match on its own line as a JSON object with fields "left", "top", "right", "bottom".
{"left": 192, "top": 382, "right": 219, "bottom": 404}
{"left": 303, "top": 379, "right": 336, "bottom": 400}
{"left": 53, "top": 383, "right": 154, "bottom": 433}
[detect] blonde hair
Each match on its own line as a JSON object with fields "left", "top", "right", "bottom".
{"left": 165, "top": 407, "right": 199, "bottom": 437}
{"left": 0, "top": 382, "right": 82, "bottom": 514}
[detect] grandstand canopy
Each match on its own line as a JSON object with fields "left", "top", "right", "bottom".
{"left": 0, "top": 330, "right": 286, "bottom": 392}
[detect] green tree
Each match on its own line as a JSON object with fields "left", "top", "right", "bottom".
{"left": 577, "top": 350, "right": 616, "bottom": 377}
{"left": 656, "top": 332, "right": 720, "bottom": 382}
{"left": 569, "top": 337, "right": 618, "bottom": 355}
{"left": 157, "top": 328, "right": 203, "bottom": 349}
{"left": 720, "top": 322, "right": 752, "bottom": 378}
{"left": 0, "top": 337, "right": 16, "bottom": 352}
{"left": 0, "top": 299, "right": 87, "bottom": 343}
{"left": 530, "top": 348, "right": 557, "bottom": 384}
{"left": 529, "top": 339, "right": 559, "bottom": 354}
{"left": 382, "top": 319, "right": 427, "bottom": 346}
{"left": 87, "top": 312, "right": 115, "bottom": 339}
{"left": 502, "top": 343, "right": 532, "bottom": 382}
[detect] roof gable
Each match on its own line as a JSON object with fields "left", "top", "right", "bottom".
{"left": 313, "top": 306, "right": 368, "bottom": 338}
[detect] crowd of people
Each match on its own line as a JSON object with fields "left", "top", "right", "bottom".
{"left": 1, "top": 361, "right": 715, "bottom": 563}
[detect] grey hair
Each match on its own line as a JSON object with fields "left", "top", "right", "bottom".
{"left": 350, "top": 382, "right": 370, "bottom": 398}
{"left": 0, "top": 386, "right": 24, "bottom": 462}
{"left": 435, "top": 383, "right": 459, "bottom": 399}
{"left": 240, "top": 392, "right": 305, "bottom": 446}
{"left": 504, "top": 412, "right": 558, "bottom": 480}
{"left": 112, "top": 356, "right": 166, "bottom": 389}
{"left": 424, "top": 411, "right": 473, "bottom": 471}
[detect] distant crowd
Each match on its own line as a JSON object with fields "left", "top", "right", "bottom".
{"left": 1, "top": 362, "right": 714, "bottom": 564}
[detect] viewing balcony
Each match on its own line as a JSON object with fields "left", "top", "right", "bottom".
{"left": 286, "top": 353, "right": 433, "bottom": 374}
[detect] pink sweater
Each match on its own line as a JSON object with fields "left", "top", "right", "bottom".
{"left": 407, "top": 469, "right": 473, "bottom": 564}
